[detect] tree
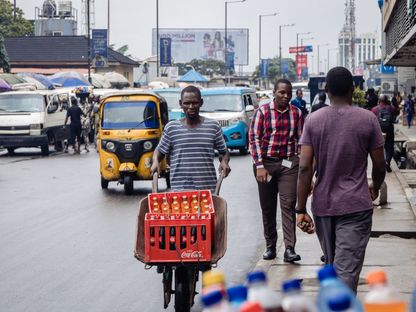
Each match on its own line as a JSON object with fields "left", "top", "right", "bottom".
{"left": 175, "top": 59, "right": 226, "bottom": 76}
{"left": 253, "top": 57, "right": 297, "bottom": 84}
{"left": 0, "top": 0, "right": 34, "bottom": 37}
{"left": 0, "top": 35, "right": 10, "bottom": 73}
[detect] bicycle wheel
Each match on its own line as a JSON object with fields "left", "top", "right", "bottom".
{"left": 174, "top": 266, "right": 197, "bottom": 312}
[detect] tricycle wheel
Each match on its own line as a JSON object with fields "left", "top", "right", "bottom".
{"left": 163, "top": 267, "right": 173, "bottom": 309}
{"left": 123, "top": 175, "right": 134, "bottom": 195}
{"left": 101, "top": 176, "right": 109, "bottom": 189}
{"left": 7, "top": 147, "right": 15, "bottom": 155}
{"left": 174, "top": 266, "right": 197, "bottom": 312}
{"left": 41, "top": 144, "right": 49, "bottom": 156}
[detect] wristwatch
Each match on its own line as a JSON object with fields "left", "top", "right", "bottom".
{"left": 295, "top": 207, "right": 307, "bottom": 214}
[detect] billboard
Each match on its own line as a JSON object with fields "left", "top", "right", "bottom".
{"left": 152, "top": 28, "right": 249, "bottom": 65}
{"left": 92, "top": 29, "right": 108, "bottom": 68}
{"left": 289, "top": 45, "right": 313, "bottom": 54}
{"left": 159, "top": 38, "right": 172, "bottom": 67}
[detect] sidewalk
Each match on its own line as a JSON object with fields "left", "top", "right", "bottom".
{"left": 254, "top": 126, "right": 416, "bottom": 302}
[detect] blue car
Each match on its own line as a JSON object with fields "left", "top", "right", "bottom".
{"left": 152, "top": 88, "right": 184, "bottom": 121}
{"left": 200, "top": 87, "right": 258, "bottom": 155}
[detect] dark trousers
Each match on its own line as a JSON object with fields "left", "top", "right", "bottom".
{"left": 384, "top": 129, "right": 394, "bottom": 165}
{"left": 70, "top": 125, "right": 82, "bottom": 145}
{"left": 314, "top": 209, "right": 373, "bottom": 293}
{"left": 253, "top": 156, "right": 299, "bottom": 250}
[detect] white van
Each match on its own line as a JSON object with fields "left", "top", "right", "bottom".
{"left": 0, "top": 90, "right": 71, "bottom": 155}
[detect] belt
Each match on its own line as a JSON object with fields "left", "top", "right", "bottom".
{"left": 263, "top": 155, "right": 297, "bottom": 161}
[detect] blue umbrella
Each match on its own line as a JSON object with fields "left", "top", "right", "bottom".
{"left": 31, "top": 74, "right": 56, "bottom": 90}
{"left": 50, "top": 71, "right": 90, "bottom": 87}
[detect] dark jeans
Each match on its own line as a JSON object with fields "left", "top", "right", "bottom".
{"left": 384, "top": 128, "right": 394, "bottom": 165}
{"left": 314, "top": 209, "right": 373, "bottom": 293}
{"left": 253, "top": 156, "right": 299, "bottom": 250}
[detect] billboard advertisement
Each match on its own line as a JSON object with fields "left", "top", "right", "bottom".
{"left": 152, "top": 28, "right": 249, "bottom": 65}
{"left": 159, "top": 38, "right": 172, "bottom": 67}
{"left": 92, "top": 29, "right": 108, "bottom": 68}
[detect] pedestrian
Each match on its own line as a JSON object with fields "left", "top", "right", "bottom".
{"left": 365, "top": 88, "right": 378, "bottom": 110}
{"left": 290, "top": 89, "right": 308, "bottom": 117}
{"left": 64, "top": 96, "right": 86, "bottom": 154}
{"left": 391, "top": 92, "right": 403, "bottom": 123}
{"left": 311, "top": 91, "right": 328, "bottom": 113}
{"left": 151, "top": 85, "right": 231, "bottom": 192}
{"left": 296, "top": 67, "right": 386, "bottom": 293}
{"left": 371, "top": 94, "right": 398, "bottom": 172}
{"left": 249, "top": 78, "right": 303, "bottom": 263}
{"left": 404, "top": 94, "right": 415, "bottom": 128}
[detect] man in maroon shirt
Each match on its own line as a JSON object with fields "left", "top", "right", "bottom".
{"left": 296, "top": 67, "right": 386, "bottom": 292}
{"left": 249, "top": 78, "right": 304, "bottom": 262}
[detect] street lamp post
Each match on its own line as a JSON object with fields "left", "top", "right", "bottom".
{"left": 87, "top": 0, "right": 91, "bottom": 83}
{"left": 13, "top": 0, "right": 16, "bottom": 21}
{"left": 259, "top": 12, "right": 277, "bottom": 87}
{"left": 317, "top": 43, "right": 329, "bottom": 74}
{"left": 156, "top": 0, "right": 159, "bottom": 77}
{"left": 225, "top": 0, "right": 246, "bottom": 86}
{"left": 296, "top": 32, "right": 311, "bottom": 81}
{"left": 279, "top": 23, "right": 295, "bottom": 78}
{"left": 107, "top": 0, "right": 110, "bottom": 43}
{"left": 327, "top": 48, "right": 338, "bottom": 73}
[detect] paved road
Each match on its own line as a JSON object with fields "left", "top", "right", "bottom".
{"left": 0, "top": 148, "right": 264, "bottom": 312}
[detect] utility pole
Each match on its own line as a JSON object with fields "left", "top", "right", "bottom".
{"left": 87, "top": 0, "right": 91, "bottom": 83}
{"left": 156, "top": 0, "right": 159, "bottom": 77}
{"left": 13, "top": 0, "right": 16, "bottom": 21}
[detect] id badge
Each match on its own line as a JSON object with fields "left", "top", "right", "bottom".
{"left": 282, "top": 159, "right": 292, "bottom": 169}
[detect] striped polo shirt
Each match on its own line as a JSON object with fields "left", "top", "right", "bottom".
{"left": 156, "top": 117, "right": 227, "bottom": 192}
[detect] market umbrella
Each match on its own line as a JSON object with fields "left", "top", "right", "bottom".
{"left": 103, "top": 71, "right": 130, "bottom": 89}
{"left": 0, "top": 78, "right": 11, "bottom": 92}
{"left": 20, "top": 73, "right": 55, "bottom": 90}
{"left": 86, "top": 73, "right": 112, "bottom": 89}
{"left": 0, "top": 73, "right": 27, "bottom": 85}
{"left": 50, "top": 71, "right": 90, "bottom": 87}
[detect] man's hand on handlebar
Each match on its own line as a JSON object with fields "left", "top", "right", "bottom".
{"left": 150, "top": 162, "right": 161, "bottom": 176}
{"left": 218, "top": 160, "right": 231, "bottom": 178}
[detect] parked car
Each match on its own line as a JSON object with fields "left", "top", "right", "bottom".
{"left": 0, "top": 89, "right": 71, "bottom": 155}
{"left": 152, "top": 88, "right": 184, "bottom": 120}
{"left": 200, "top": 87, "right": 258, "bottom": 155}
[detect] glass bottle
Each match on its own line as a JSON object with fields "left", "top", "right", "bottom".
{"left": 161, "top": 197, "right": 170, "bottom": 214}
{"left": 171, "top": 196, "right": 180, "bottom": 214}
{"left": 181, "top": 195, "right": 190, "bottom": 214}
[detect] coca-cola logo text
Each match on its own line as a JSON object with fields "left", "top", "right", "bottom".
{"left": 181, "top": 250, "right": 203, "bottom": 259}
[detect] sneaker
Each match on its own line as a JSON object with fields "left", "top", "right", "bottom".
{"left": 386, "top": 163, "right": 392, "bottom": 172}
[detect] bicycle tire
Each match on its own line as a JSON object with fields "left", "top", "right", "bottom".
{"left": 174, "top": 266, "right": 197, "bottom": 312}
{"left": 163, "top": 267, "right": 172, "bottom": 309}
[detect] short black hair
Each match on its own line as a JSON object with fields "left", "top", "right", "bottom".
{"left": 71, "top": 97, "right": 78, "bottom": 105}
{"left": 296, "top": 89, "right": 303, "bottom": 95}
{"left": 326, "top": 66, "right": 353, "bottom": 97}
{"left": 181, "top": 85, "right": 201, "bottom": 100}
{"left": 318, "top": 91, "right": 326, "bottom": 102}
{"left": 273, "top": 78, "right": 292, "bottom": 91}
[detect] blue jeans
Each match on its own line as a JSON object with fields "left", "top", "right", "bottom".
{"left": 406, "top": 114, "right": 413, "bottom": 127}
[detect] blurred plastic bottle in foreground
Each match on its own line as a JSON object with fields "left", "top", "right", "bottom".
{"left": 327, "top": 293, "right": 360, "bottom": 312}
{"left": 202, "top": 269, "right": 226, "bottom": 296}
{"left": 317, "top": 265, "right": 363, "bottom": 312}
{"left": 246, "top": 270, "right": 283, "bottom": 312}
{"left": 281, "top": 279, "right": 317, "bottom": 312}
{"left": 227, "top": 284, "right": 247, "bottom": 311}
{"left": 201, "top": 290, "right": 232, "bottom": 312}
{"left": 363, "top": 270, "right": 406, "bottom": 312}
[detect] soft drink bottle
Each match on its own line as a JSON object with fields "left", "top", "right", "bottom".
{"left": 191, "top": 194, "right": 199, "bottom": 212}
{"left": 190, "top": 226, "right": 197, "bottom": 244}
{"left": 169, "top": 226, "right": 176, "bottom": 250}
{"left": 227, "top": 284, "right": 248, "bottom": 311}
{"left": 161, "top": 197, "right": 170, "bottom": 214}
{"left": 201, "top": 290, "right": 232, "bottom": 312}
{"left": 281, "top": 279, "right": 317, "bottom": 312}
{"left": 202, "top": 269, "right": 226, "bottom": 296}
{"left": 246, "top": 270, "right": 283, "bottom": 312}
{"left": 152, "top": 196, "right": 159, "bottom": 212}
{"left": 317, "top": 265, "right": 363, "bottom": 312}
{"left": 364, "top": 270, "right": 406, "bottom": 312}
{"left": 171, "top": 196, "right": 180, "bottom": 213}
{"left": 158, "top": 227, "right": 165, "bottom": 249}
{"left": 181, "top": 195, "right": 190, "bottom": 213}
{"left": 149, "top": 227, "right": 155, "bottom": 247}
{"left": 180, "top": 226, "right": 187, "bottom": 249}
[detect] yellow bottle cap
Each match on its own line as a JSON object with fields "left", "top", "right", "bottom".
{"left": 202, "top": 270, "right": 225, "bottom": 287}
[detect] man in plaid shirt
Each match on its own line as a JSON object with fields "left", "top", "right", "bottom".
{"left": 249, "top": 78, "right": 304, "bottom": 262}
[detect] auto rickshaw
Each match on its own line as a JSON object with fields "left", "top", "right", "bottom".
{"left": 98, "top": 91, "right": 169, "bottom": 195}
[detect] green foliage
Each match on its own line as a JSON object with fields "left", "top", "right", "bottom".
{"left": 176, "top": 59, "right": 226, "bottom": 76}
{"left": 0, "top": 35, "right": 10, "bottom": 72}
{"left": 253, "top": 57, "right": 297, "bottom": 83}
{"left": 353, "top": 87, "right": 366, "bottom": 107}
{"left": 0, "top": 0, "right": 34, "bottom": 37}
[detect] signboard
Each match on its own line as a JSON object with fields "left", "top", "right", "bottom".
{"left": 296, "top": 54, "right": 308, "bottom": 78}
{"left": 261, "top": 59, "right": 269, "bottom": 78}
{"left": 281, "top": 60, "right": 289, "bottom": 74}
{"left": 152, "top": 28, "right": 249, "bottom": 65}
{"left": 92, "top": 29, "right": 108, "bottom": 67}
{"left": 160, "top": 38, "right": 172, "bottom": 67}
{"left": 289, "top": 45, "right": 313, "bottom": 54}
{"left": 380, "top": 64, "right": 395, "bottom": 74}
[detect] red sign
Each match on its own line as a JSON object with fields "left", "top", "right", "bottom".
{"left": 296, "top": 54, "right": 308, "bottom": 77}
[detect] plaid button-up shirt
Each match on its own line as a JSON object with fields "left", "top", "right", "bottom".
{"left": 249, "top": 100, "right": 304, "bottom": 168}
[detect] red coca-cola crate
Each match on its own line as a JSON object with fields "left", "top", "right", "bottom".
{"left": 144, "top": 212, "right": 212, "bottom": 263}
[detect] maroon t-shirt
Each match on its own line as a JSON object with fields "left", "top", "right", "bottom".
{"left": 300, "top": 105, "right": 384, "bottom": 217}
